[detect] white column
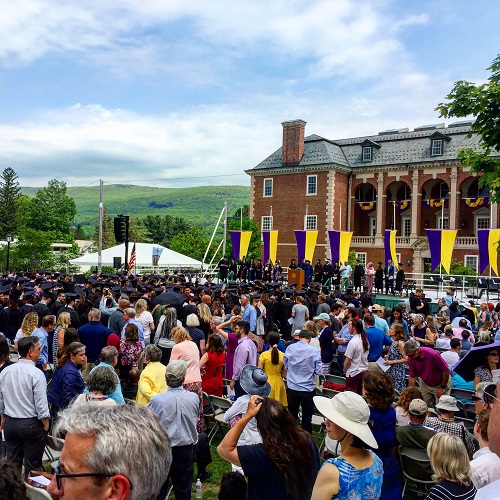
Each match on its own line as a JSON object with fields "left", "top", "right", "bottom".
{"left": 449, "top": 168, "right": 458, "bottom": 230}
{"left": 411, "top": 170, "right": 419, "bottom": 239}
{"left": 375, "top": 172, "right": 384, "bottom": 245}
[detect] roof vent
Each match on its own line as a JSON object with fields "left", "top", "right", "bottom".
{"left": 448, "top": 120, "right": 474, "bottom": 128}
{"left": 414, "top": 123, "right": 445, "bottom": 131}
{"left": 378, "top": 127, "right": 409, "bottom": 136}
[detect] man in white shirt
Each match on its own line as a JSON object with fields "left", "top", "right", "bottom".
{"left": 440, "top": 338, "right": 461, "bottom": 368}
{"left": 435, "top": 329, "right": 453, "bottom": 350}
{"left": 471, "top": 409, "right": 500, "bottom": 490}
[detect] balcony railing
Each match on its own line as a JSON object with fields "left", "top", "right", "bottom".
{"left": 351, "top": 236, "right": 478, "bottom": 248}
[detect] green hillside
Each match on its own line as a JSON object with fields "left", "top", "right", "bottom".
{"left": 21, "top": 184, "right": 249, "bottom": 235}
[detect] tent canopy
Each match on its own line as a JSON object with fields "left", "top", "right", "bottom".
{"left": 69, "top": 243, "right": 203, "bottom": 268}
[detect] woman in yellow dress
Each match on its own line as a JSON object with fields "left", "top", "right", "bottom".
{"left": 258, "top": 331, "right": 287, "bottom": 406}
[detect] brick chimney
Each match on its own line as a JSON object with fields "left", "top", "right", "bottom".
{"left": 281, "top": 119, "right": 306, "bottom": 166}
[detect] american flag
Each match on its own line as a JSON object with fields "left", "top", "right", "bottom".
{"left": 128, "top": 243, "right": 136, "bottom": 272}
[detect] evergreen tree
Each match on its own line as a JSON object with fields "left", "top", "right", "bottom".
{"left": 73, "top": 224, "right": 86, "bottom": 239}
{"left": 0, "top": 167, "right": 21, "bottom": 238}
{"left": 93, "top": 205, "right": 116, "bottom": 249}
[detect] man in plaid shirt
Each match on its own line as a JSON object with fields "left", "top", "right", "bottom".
{"left": 424, "top": 395, "right": 475, "bottom": 458}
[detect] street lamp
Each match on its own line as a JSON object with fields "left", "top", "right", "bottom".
{"left": 6, "top": 234, "right": 12, "bottom": 273}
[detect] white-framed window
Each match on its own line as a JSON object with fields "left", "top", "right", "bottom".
{"left": 370, "top": 216, "right": 377, "bottom": 237}
{"left": 431, "top": 139, "right": 443, "bottom": 156}
{"left": 362, "top": 146, "right": 373, "bottom": 162}
{"left": 306, "top": 175, "right": 317, "bottom": 195}
{"left": 404, "top": 185, "right": 411, "bottom": 200}
{"left": 355, "top": 253, "right": 367, "bottom": 267}
{"left": 263, "top": 178, "right": 273, "bottom": 197}
{"left": 261, "top": 216, "right": 273, "bottom": 231}
{"left": 476, "top": 216, "right": 490, "bottom": 234}
{"left": 396, "top": 253, "right": 401, "bottom": 265}
{"left": 439, "top": 183, "right": 449, "bottom": 199}
{"left": 402, "top": 217, "right": 411, "bottom": 237}
{"left": 464, "top": 255, "right": 478, "bottom": 272}
{"left": 438, "top": 217, "right": 449, "bottom": 229}
{"left": 305, "top": 215, "right": 317, "bottom": 230}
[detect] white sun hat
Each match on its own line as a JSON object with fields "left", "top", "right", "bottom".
{"left": 314, "top": 391, "right": 378, "bottom": 449}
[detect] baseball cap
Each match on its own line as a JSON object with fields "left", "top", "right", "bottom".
{"left": 408, "top": 399, "right": 428, "bottom": 416}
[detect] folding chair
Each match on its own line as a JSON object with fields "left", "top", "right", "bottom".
{"left": 450, "top": 388, "right": 475, "bottom": 402}
{"left": 43, "top": 434, "right": 64, "bottom": 469}
{"left": 455, "top": 416, "right": 476, "bottom": 434}
{"left": 325, "top": 374, "right": 346, "bottom": 385}
{"left": 207, "top": 395, "right": 232, "bottom": 445}
{"left": 322, "top": 388, "right": 339, "bottom": 399}
{"left": 399, "top": 446, "right": 435, "bottom": 498}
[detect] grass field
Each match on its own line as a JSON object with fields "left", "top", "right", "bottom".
{"left": 22, "top": 184, "right": 250, "bottom": 235}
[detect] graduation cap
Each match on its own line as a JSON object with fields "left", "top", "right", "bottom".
{"left": 0, "top": 284, "right": 12, "bottom": 294}
{"left": 40, "top": 282, "right": 55, "bottom": 291}
{"left": 65, "top": 292, "right": 79, "bottom": 301}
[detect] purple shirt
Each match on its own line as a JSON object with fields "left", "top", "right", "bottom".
{"left": 224, "top": 333, "right": 239, "bottom": 380}
{"left": 408, "top": 347, "right": 449, "bottom": 387}
{"left": 232, "top": 336, "right": 257, "bottom": 381}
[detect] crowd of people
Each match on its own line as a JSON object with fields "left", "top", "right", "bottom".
{"left": 0, "top": 267, "right": 500, "bottom": 499}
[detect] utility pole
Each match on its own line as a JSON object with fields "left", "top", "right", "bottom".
{"left": 222, "top": 202, "right": 227, "bottom": 258}
{"left": 98, "top": 179, "right": 103, "bottom": 275}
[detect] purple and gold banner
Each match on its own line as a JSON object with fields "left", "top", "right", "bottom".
{"left": 230, "top": 231, "right": 252, "bottom": 261}
{"left": 424, "top": 198, "right": 447, "bottom": 210}
{"left": 328, "top": 230, "right": 353, "bottom": 264}
{"left": 478, "top": 229, "right": 500, "bottom": 275}
{"left": 396, "top": 200, "right": 410, "bottom": 212}
{"left": 295, "top": 230, "right": 318, "bottom": 263}
{"left": 261, "top": 230, "right": 278, "bottom": 264}
{"left": 463, "top": 197, "right": 489, "bottom": 208}
{"left": 356, "top": 201, "right": 376, "bottom": 213}
{"left": 426, "top": 229, "right": 457, "bottom": 273}
{"left": 384, "top": 230, "right": 398, "bottom": 265}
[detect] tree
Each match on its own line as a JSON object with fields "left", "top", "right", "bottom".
{"left": 93, "top": 205, "right": 116, "bottom": 249}
{"left": 11, "top": 228, "right": 54, "bottom": 271}
{"left": 143, "top": 215, "right": 192, "bottom": 247}
{"left": 128, "top": 217, "right": 147, "bottom": 243}
{"left": 27, "top": 180, "right": 77, "bottom": 243}
{"left": 226, "top": 206, "right": 262, "bottom": 261}
{"left": 436, "top": 53, "right": 500, "bottom": 202}
{"left": 170, "top": 226, "right": 214, "bottom": 262}
{"left": 73, "top": 224, "right": 86, "bottom": 239}
{"left": 0, "top": 167, "right": 21, "bottom": 238}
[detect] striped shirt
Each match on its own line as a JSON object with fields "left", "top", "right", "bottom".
{"left": 426, "top": 479, "right": 476, "bottom": 500}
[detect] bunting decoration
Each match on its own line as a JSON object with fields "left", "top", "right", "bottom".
{"left": 396, "top": 200, "right": 410, "bottom": 212}
{"left": 295, "top": 230, "right": 318, "bottom": 263}
{"left": 230, "top": 231, "right": 252, "bottom": 261}
{"left": 478, "top": 229, "right": 500, "bottom": 275}
{"left": 463, "top": 197, "right": 489, "bottom": 208}
{"left": 356, "top": 201, "right": 376, "bottom": 213}
{"left": 152, "top": 246, "right": 163, "bottom": 267}
{"left": 384, "top": 230, "right": 398, "bottom": 265}
{"left": 328, "top": 230, "right": 353, "bottom": 264}
{"left": 128, "top": 243, "right": 136, "bottom": 272}
{"left": 261, "top": 230, "right": 278, "bottom": 264}
{"left": 426, "top": 229, "right": 458, "bottom": 273}
{"left": 424, "top": 198, "right": 447, "bottom": 210}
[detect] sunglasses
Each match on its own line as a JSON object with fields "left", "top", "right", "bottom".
{"left": 488, "top": 352, "right": 499, "bottom": 357}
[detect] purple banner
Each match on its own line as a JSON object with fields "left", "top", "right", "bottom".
{"left": 384, "top": 230, "right": 391, "bottom": 265}
{"left": 426, "top": 229, "right": 442, "bottom": 272}
{"left": 478, "top": 229, "right": 491, "bottom": 274}
{"left": 230, "top": 231, "right": 241, "bottom": 261}
{"left": 262, "top": 231, "right": 271, "bottom": 263}
{"left": 328, "top": 230, "right": 341, "bottom": 264}
{"left": 294, "top": 230, "right": 306, "bottom": 262}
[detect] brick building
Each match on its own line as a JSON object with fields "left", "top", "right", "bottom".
{"left": 246, "top": 119, "right": 500, "bottom": 275}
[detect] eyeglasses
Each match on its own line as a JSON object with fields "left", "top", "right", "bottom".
{"left": 53, "top": 465, "right": 131, "bottom": 490}
{"left": 488, "top": 352, "right": 499, "bottom": 357}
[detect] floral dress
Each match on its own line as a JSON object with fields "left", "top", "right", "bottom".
{"left": 387, "top": 341, "right": 406, "bottom": 393}
{"left": 120, "top": 340, "right": 143, "bottom": 368}
{"left": 323, "top": 451, "right": 383, "bottom": 499}
{"left": 474, "top": 365, "right": 493, "bottom": 383}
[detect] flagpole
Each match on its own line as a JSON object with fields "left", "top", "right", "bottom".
{"left": 304, "top": 205, "right": 308, "bottom": 231}
{"left": 490, "top": 201, "right": 493, "bottom": 279}
{"left": 339, "top": 205, "right": 342, "bottom": 231}
{"left": 440, "top": 198, "right": 445, "bottom": 296}
{"left": 393, "top": 201, "right": 396, "bottom": 231}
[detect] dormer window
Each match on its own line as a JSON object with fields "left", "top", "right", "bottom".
{"left": 431, "top": 139, "right": 443, "bottom": 156}
{"left": 429, "top": 131, "right": 451, "bottom": 157}
{"left": 361, "top": 139, "right": 380, "bottom": 163}
{"left": 362, "top": 146, "right": 373, "bottom": 162}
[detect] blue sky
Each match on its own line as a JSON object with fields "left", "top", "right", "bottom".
{"left": 0, "top": 0, "right": 499, "bottom": 188}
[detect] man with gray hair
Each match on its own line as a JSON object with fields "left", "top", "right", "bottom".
{"left": 121, "top": 307, "right": 145, "bottom": 347}
{"left": 47, "top": 404, "right": 172, "bottom": 500}
{"left": 239, "top": 294, "right": 256, "bottom": 334}
{"left": 86, "top": 346, "right": 124, "bottom": 404}
{"left": 405, "top": 338, "right": 450, "bottom": 407}
{"left": 148, "top": 360, "right": 212, "bottom": 500}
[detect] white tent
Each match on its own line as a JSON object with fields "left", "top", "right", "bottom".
{"left": 69, "top": 243, "right": 203, "bottom": 269}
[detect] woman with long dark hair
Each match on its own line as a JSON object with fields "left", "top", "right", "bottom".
{"left": 154, "top": 307, "right": 178, "bottom": 365}
{"left": 199, "top": 334, "right": 226, "bottom": 396}
{"left": 258, "top": 331, "right": 287, "bottom": 406}
{"left": 218, "top": 396, "right": 320, "bottom": 500}
{"left": 344, "top": 318, "right": 369, "bottom": 394}
{"left": 0, "top": 335, "right": 13, "bottom": 374}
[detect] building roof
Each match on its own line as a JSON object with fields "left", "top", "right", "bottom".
{"left": 249, "top": 123, "right": 488, "bottom": 173}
